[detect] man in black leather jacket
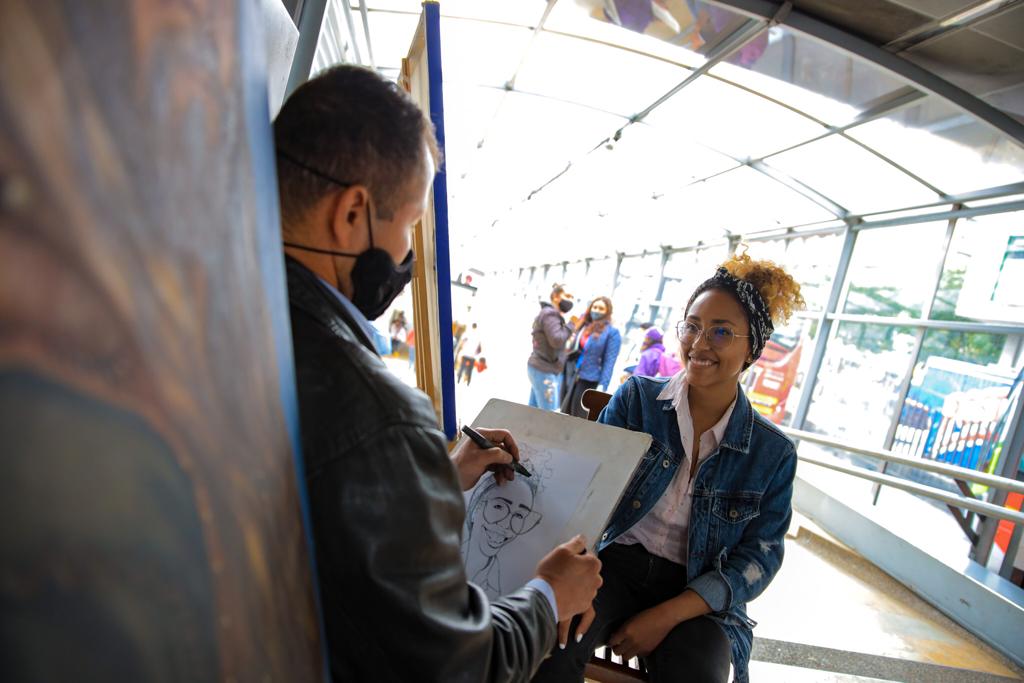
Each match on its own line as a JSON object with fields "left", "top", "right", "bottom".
{"left": 274, "top": 66, "right": 602, "bottom": 682}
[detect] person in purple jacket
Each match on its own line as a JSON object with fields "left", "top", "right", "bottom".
{"left": 634, "top": 327, "right": 667, "bottom": 378}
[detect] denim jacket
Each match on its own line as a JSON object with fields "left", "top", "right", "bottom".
{"left": 575, "top": 325, "right": 622, "bottom": 389}
{"left": 596, "top": 375, "right": 797, "bottom": 683}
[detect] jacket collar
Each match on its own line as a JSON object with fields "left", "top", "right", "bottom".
{"left": 657, "top": 374, "right": 753, "bottom": 455}
{"left": 720, "top": 389, "right": 753, "bottom": 454}
{"left": 285, "top": 255, "right": 376, "bottom": 354}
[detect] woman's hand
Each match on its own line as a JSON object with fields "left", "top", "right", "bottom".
{"left": 609, "top": 589, "right": 711, "bottom": 660}
{"left": 450, "top": 427, "right": 520, "bottom": 490}
{"left": 608, "top": 604, "right": 679, "bottom": 660}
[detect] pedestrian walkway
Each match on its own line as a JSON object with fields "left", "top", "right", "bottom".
{"left": 586, "top": 512, "right": 1023, "bottom": 682}
{"left": 744, "top": 513, "right": 1023, "bottom": 681}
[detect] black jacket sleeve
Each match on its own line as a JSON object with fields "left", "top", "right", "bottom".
{"left": 541, "top": 310, "right": 571, "bottom": 353}
{"left": 307, "top": 422, "right": 556, "bottom": 683}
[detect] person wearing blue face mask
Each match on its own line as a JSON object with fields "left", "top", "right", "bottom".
{"left": 560, "top": 296, "right": 621, "bottom": 418}
{"left": 275, "top": 65, "right": 602, "bottom": 683}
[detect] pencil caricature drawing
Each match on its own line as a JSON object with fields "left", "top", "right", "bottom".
{"left": 461, "top": 441, "right": 599, "bottom": 598}
{"left": 463, "top": 469, "right": 543, "bottom": 596}
{"left": 461, "top": 400, "right": 651, "bottom": 601}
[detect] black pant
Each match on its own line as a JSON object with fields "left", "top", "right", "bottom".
{"left": 561, "top": 378, "right": 598, "bottom": 418}
{"left": 531, "top": 543, "right": 732, "bottom": 683}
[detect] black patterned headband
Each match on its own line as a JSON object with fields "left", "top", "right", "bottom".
{"left": 686, "top": 267, "right": 774, "bottom": 366}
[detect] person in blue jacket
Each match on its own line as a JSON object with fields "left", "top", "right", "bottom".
{"left": 534, "top": 252, "right": 805, "bottom": 683}
{"left": 560, "top": 296, "right": 622, "bottom": 418}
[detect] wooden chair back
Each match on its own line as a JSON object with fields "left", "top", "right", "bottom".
{"left": 578, "top": 388, "right": 649, "bottom": 682}
{"left": 581, "top": 388, "right": 613, "bottom": 422}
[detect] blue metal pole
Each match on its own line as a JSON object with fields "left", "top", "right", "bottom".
{"left": 423, "top": 1, "right": 457, "bottom": 440}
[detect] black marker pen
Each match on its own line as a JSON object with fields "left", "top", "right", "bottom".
{"left": 461, "top": 425, "right": 532, "bottom": 477}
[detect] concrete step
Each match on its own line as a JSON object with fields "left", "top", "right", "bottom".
{"left": 752, "top": 637, "right": 1023, "bottom": 682}
{"left": 749, "top": 659, "right": 895, "bottom": 681}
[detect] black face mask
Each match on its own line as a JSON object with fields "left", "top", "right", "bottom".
{"left": 558, "top": 299, "right": 574, "bottom": 314}
{"left": 284, "top": 202, "right": 414, "bottom": 321}
{"left": 349, "top": 245, "right": 414, "bottom": 320}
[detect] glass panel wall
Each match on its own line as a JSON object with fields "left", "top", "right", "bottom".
{"left": 765, "top": 135, "right": 940, "bottom": 214}
{"left": 847, "top": 99, "right": 1024, "bottom": 197}
{"left": 645, "top": 75, "right": 826, "bottom": 159}
{"left": 614, "top": 252, "right": 666, "bottom": 332}
{"left": 744, "top": 315, "right": 819, "bottom": 426}
{"left": 709, "top": 26, "right": 916, "bottom": 127}
{"left": 842, "top": 222, "right": 948, "bottom": 317}
{"left": 584, "top": 257, "right": 618, "bottom": 302}
{"left": 782, "top": 232, "right": 845, "bottom": 312}
{"left": 547, "top": 0, "right": 759, "bottom": 65}
{"left": 742, "top": 234, "right": 841, "bottom": 425}
{"left": 934, "top": 211, "right": 1024, "bottom": 324}
{"left": 806, "top": 322, "right": 919, "bottom": 448}
{"left": 893, "top": 330, "right": 1020, "bottom": 498}
{"left": 564, "top": 260, "right": 589, "bottom": 300}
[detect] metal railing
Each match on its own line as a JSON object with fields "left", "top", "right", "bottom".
{"left": 783, "top": 427, "right": 1024, "bottom": 526}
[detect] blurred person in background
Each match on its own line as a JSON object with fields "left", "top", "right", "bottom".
{"left": 658, "top": 345, "right": 683, "bottom": 377}
{"left": 560, "top": 296, "right": 621, "bottom": 418}
{"left": 633, "top": 327, "right": 666, "bottom": 378}
{"left": 389, "top": 309, "right": 409, "bottom": 355}
{"left": 617, "top": 321, "right": 654, "bottom": 383}
{"left": 407, "top": 327, "right": 416, "bottom": 369}
{"left": 527, "top": 284, "right": 575, "bottom": 410}
{"left": 456, "top": 322, "right": 482, "bottom": 386}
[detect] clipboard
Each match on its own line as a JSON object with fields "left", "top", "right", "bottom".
{"left": 462, "top": 399, "right": 651, "bottom": 598}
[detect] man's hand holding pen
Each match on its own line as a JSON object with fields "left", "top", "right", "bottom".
{"left": 451, "top": 426, "right": 523, "bottom": 490}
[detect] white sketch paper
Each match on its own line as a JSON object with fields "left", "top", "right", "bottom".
{"left": 462, "top": 443, "right": 599, "bottom": 599}
{"left": 458, "top": 399, "right": 651, "bottom": 602}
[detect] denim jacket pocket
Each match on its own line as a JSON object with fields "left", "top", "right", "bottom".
{"left": 711, "top": 492, "right": 762, "bottom": 524}
{"left": 626, "top": 439, "right": 673, "bottom": 497}
{"left": 606, "top": 439, "right": 677, "bottom": 546}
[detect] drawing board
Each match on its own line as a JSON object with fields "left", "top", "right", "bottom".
{"left": 462, "top": 399, "right": 652, "bottom": 600}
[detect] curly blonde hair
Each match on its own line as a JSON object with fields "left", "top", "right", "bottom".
{"left": 720, "top": 249, "right": 805, "bottom": 326}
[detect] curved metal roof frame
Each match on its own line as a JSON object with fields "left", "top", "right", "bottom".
{"left": 711, "top": 0, "right": 1024, "bottom": 145}
{"left": 448, "top": 1, "right": 1024, "bottom": 246}
{"left": 302, "top": 1, "right": 1024, "bottom": 263}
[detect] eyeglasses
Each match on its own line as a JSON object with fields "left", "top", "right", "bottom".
{"left": 676, "top": 321, "right": 751, "bottom": 351}
{"left": 482, "top": 498, "right": 542, "bottom": 534}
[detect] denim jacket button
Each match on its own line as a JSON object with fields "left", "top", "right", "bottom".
{"left": 662, "top": 459, "right": 670, "bottom": 468}
{"left": 601, "top": 532, "right": 608, "bottom": 541}
{"left": 632, "top": 500, "right": 641, "bottom": 510}
{"left": 729, "top": 508, "right": 739, "bottom": 519}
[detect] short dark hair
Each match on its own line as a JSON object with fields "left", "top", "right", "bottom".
{"left": 551, "top": 284, "right": 566, "bottom": 300}
{"left": 273, "top": 65, "right": 441, "bottom": 226}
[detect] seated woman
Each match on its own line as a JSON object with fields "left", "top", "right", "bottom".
{"left": 561, "top": 296, "right": 622, "bottom": 418}
{"left": 533, "top": 253, "right": 804, "bottom": 683}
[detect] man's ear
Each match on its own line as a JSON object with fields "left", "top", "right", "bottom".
{"left": 328, "top": 185, "right": 370, "bottom": 249}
